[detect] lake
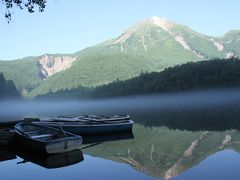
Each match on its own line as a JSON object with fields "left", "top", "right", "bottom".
{"left": 1, "top": 89, "right": 240, "bottom": 180}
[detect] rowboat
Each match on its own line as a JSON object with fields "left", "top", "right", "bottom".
{"left": 57, "top": 115, "right": 131, "bottom": 122}
{"left": 14, "top": 122, "right": 82, "bottom": 154}
{"left": 33, "top": 115, "right": 133, "bottom": 135}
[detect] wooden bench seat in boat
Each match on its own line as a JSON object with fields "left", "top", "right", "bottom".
{"left": 31, "top": 134, "right": 56, "bottom": 139}
{"left": 25, "top": 131, "right": 40, "bottom": 136}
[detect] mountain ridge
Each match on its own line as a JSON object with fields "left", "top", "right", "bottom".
{"left": 0, "top": 16, "right": 239, "bottom": 96}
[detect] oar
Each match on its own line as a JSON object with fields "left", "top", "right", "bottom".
{"left": 79, "top": 142, "right": 101, "bottom": 150}
{"left": 57, "top": 123, "right": 67, "bottom": 137}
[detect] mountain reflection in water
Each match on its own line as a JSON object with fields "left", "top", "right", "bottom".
{"left": 1, "top": 90, "right": 240, "bottom": 179}
{"left": 83, "top": 124, "right": 240, "bottom": 179}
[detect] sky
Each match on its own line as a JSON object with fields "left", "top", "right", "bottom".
{"left": 0, "top": 0, "right": 240, "bottom": 60}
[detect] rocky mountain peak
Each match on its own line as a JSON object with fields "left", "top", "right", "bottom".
{"left": 112, "top": 16, "right": 175, "bottom": 46}
{"left": 149, "top": 16, "right": 175, "bottom": 32}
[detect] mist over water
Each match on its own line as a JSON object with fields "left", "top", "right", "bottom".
{"left": 1, "top": 89, "right": 240, "bottom": 180}
{"left": 1, "top": 88, "right": 240, "bottom": 121}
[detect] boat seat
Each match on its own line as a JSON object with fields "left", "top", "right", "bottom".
{"left": 25, "top": 131, "right": 39, "bottom": 135}
{"left": 31, "top": 134, "right": 55, "bottom": 139}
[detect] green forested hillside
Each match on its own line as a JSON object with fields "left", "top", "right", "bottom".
{"left": 29, "top": 53, "right": 153, "bottom": 96}
{"left": 221, "top": 30, "right": 240, "bottom": 56}
{"left": 0, "top": 73, "right": 20, "bottom": 98}
{"left": 91, "top": 59, "right": 240, "bottom": 98}
{"left": 0, "top": 56, "right": 41, "bottom": 93}
{"left": 171, "top": 25, "right": 225, "bottom": 58}
{"left": 36, "top": 58, "right": 240, "bottom": 99}
{"left": 0, "top": 17, "right": 240, "bottom": 97}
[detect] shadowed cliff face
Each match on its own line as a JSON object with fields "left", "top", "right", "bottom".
{"left": 38, "top": 54, "right": 76, "bottom": 79}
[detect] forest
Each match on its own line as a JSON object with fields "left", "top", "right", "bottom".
{"left": 36, "top": 58, "right": 240, "bottom": 99}
{"left": 0, "top": 73, "right": 20, "bottom": 98}
{"left": 92, "top": 58, "right": 240, "bottom": 98}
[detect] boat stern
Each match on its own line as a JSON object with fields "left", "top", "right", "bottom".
{"left": 46, "top": 138, "right": 82, "bottom": 154}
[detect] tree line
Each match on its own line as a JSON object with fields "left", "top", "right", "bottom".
{"left": 37, "top": 58, "right": 240, "bottom": 99}
{"left": 92, "top": 58, "right": 240, "bottom": 98}
{"left": 0, "top": 72, "right": 20, "bottom": 98}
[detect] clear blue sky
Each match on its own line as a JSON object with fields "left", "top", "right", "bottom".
{"left": 0, "top": 0, "right": 240, "bottom": 60}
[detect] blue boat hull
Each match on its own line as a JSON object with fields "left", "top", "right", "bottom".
{"left": 35, "top": 120, "right": 133, "bottom": 135}
{"left": 62, "top": 123, "right": 133, "bottom": 135}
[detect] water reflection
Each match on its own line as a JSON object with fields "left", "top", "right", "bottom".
{"left": 131, "top": 107, "right": 240, "bottom": 131}
{"left": 0, "top": 131, "right": 134, "bottom": 169}
{"left": 1, "top": 122, "right": 240, "bottom": 179}
{"left": 0, "top": 147, "right": 16, "bottom": 162}
{"left": 82, "top": 131, "right": 134, "bottom": 144}
{"left": 1, "top": 91, "right": 240, "bottom": 179}
{"left": 173, "top": 150, "right": 240, "bottom": 180}
{"left": 0, "top": 147, "right": 84, "bottom": 169}
{"left": 15, "top": 149, "right": 84, "bottom": 169}
{"left": 83, "top": 124, "right": 240, "bottom": 179}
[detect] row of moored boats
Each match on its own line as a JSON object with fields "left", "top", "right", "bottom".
{"left": 14, "top": 115, "right": 133, "bottom": 154}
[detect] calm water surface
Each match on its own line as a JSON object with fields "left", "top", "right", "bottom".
{"left": 1, "top": 90, "right": 240, "bottom": 180}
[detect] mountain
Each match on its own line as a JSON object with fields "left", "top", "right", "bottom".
{"left": 220, "top": 30, "right": 240, "bottom": 57}
{"left": 0, "top": 17, "right": 239, "bottom": 96}
{"left": 0, "top": 54, "right": 76, "bottom": 95}
{"left": 36, "top": 58, "right": 240, "bottom": 99}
